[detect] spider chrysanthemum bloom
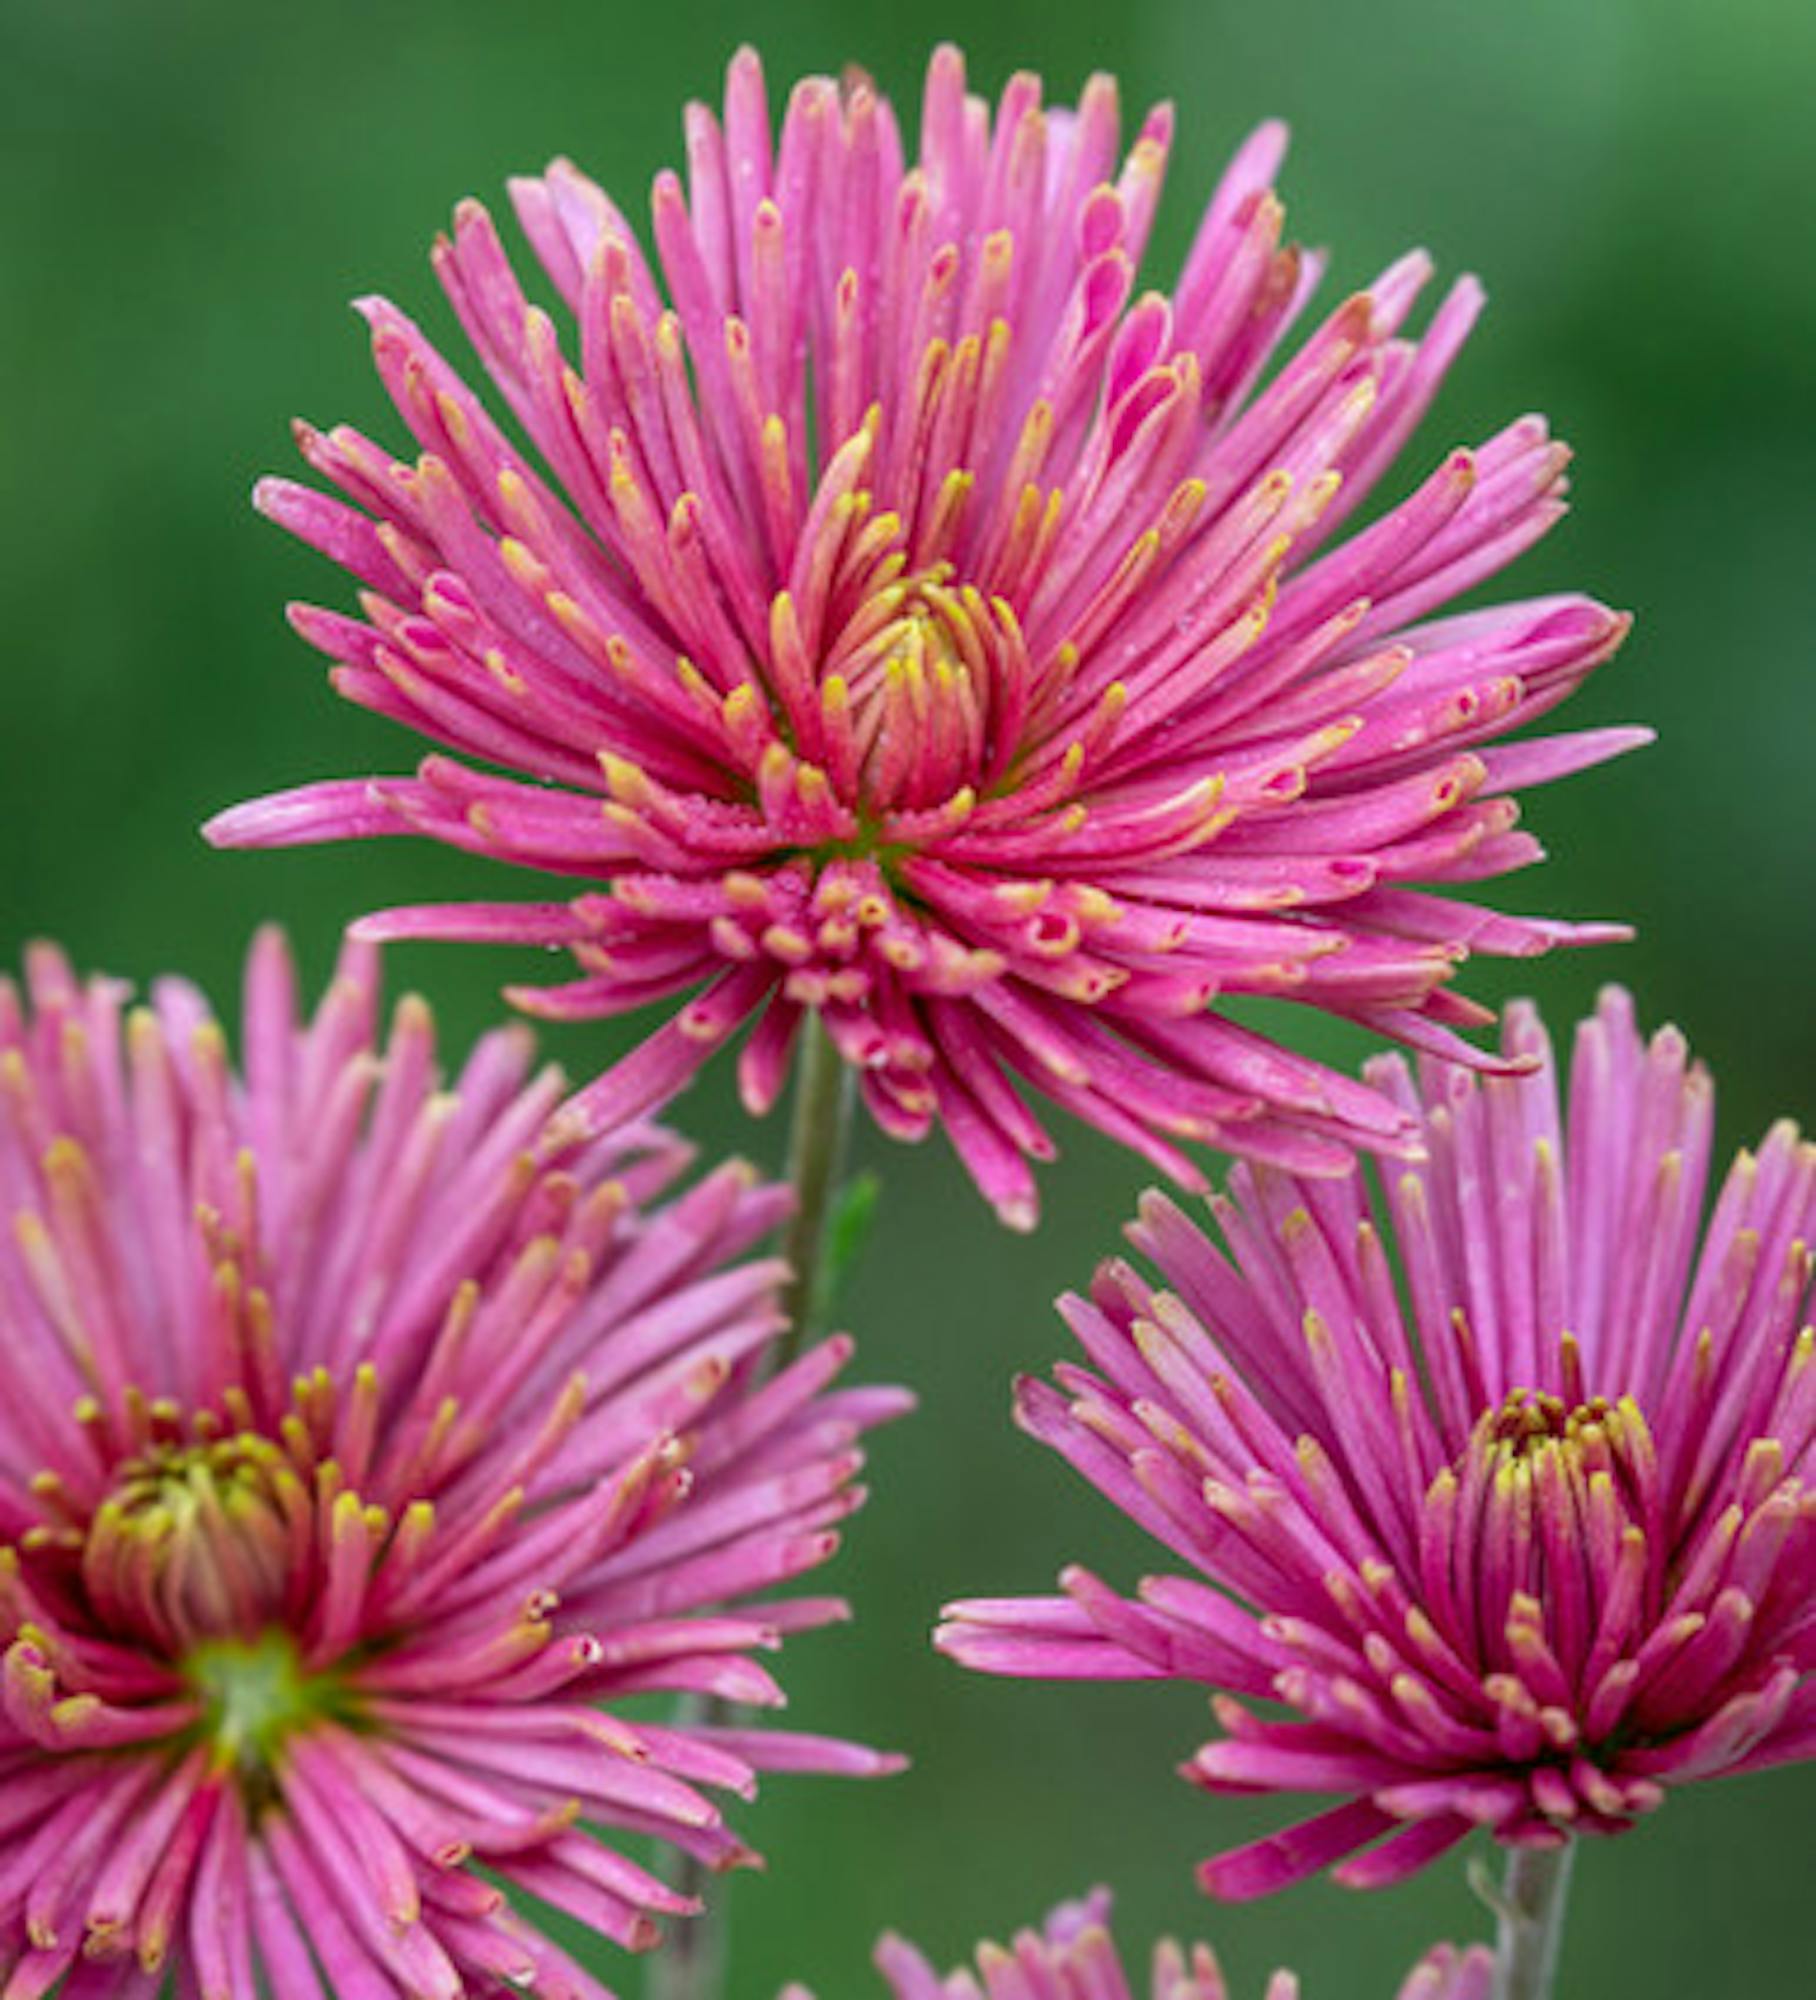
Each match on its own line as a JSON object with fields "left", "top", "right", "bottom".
{"left": 209, "top": 44, "right": 1640, "bottom": 1227}
{"left": 779, "top": 1887, "right": 1493, "bottom": 1999}
{"left": 939, "top": 988, "right": 1816, "bottom": 1894}
{"left": 0, "top": 929, "right": 908, "bottom": 1997}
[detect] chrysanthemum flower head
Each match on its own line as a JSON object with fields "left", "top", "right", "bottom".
{"left": 779, "top": 1887, "right": 1493, "bottom": 1999}
{"left": 940, "top": 988, "right": 1816, "bottom": 1894}
{"left": 210, "top": 44, "right": 1640, "bottom": 1227}
{"left": 0, "top": 929, "right": 909, "bottom": 1997}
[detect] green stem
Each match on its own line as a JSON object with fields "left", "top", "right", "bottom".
{"left": 1492, "top": 1843, "right": 1575, "bottom": 2000}
{"left": 775, "top": 1017, "right": 856, "bottom": 1359}
{"left": 645, "top": 1022, "right": 854, "bottom": 2000}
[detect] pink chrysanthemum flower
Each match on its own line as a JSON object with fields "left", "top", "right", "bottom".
{"left": 940, "top": 989, "right": 1816, "bottom": 1895}
{"left": 0, "top": 929, "right": 908, "bottom": 1997}
{"left": 780, "top": 1887, "right": 1493, "bottom": 1999}
{"left": 209, "top": 45, "right": 1640, "bottom": 1227}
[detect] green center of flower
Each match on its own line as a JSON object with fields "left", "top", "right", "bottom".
{"left": 184, "top": 1628, "right": 323, "bottom": 1778}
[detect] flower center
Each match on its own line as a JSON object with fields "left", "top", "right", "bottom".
{"left": 796, "top": 544, "right": 1043, "bottom": 814}
{"left": 184, "top": 1628, "right": 324, "bottom": 1782}
{"left": 1457, "top": 1385, "right": 1660, "bottom": 1533}
{"left": 9, "top": 1411, "right": 368, "bottom": 1797}
{"left": 1482, "top": 1388, "right": 1614, "bottom": 1460}
{"left": 83, "top": 1429, "right": 306, "bottom": 1655}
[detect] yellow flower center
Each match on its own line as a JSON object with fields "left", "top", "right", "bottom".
{"left": 1483, "top": 1388, "right": 1616, "bottom": 1461}
{"left": 86, "top": 1430, "right": 305, "bottom": 1653}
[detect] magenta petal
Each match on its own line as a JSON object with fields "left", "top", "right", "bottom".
{"left": 1199, "top": 1800, "right": 1400, "bottom": 1900}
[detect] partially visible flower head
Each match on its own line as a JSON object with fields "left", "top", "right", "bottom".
{"left": 0, "top": 929, "right": 909, "bottom": 1996}
{"left": 779, "top": 1887, "right": 1493, "bottom": 1999}
{"left": 940, "top": 989, "right": 1816, "bottom": 1894}
{"left": 212, "top": 44, "right": 1640, "bottom": 1227}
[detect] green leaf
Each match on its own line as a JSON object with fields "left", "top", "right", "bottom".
{"left": 823, "top": 1169, "right": 883, "bottom": 1314}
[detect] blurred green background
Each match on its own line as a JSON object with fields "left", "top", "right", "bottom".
{"left": 2, "top": 0, "right": 1812, "bottom": 1992}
